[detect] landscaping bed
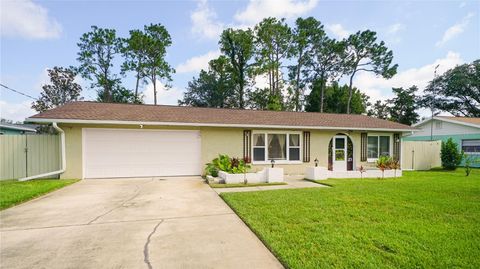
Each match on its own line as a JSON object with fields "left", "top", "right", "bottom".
{"left": 209, "top": 182, "right": 287, "bottom": 188}
{"left": 221, "top": 169, "right": 480, "bottom": 268}
{"left": 0, "top": 179, "right": 79, "bottom": 210}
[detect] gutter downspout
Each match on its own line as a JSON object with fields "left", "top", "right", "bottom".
{"left": 18, "top": 122, "right": 66, "bottom": 181}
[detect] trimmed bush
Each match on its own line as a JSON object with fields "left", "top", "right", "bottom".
{"left": 440, "top": 138, "right": 463, "bottom": 170}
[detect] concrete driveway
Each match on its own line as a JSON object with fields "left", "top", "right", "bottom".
{"left": 0, "top": 177, "right": 283, "bottom": 269}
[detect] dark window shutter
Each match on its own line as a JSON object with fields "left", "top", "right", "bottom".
{"left": 360, "top": 133, "right": 367, "bottom": 162}
{"left": 303, "top": 131, "right": 310, "bottom": 163}
{"left": 243, "top": 130, "right": 252, "bottom": 163}
{"left": 393, "top": 133, "right": 400, "bottom": 161}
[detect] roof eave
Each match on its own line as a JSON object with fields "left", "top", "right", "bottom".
{"left": 26, "top": 117, "right": 416, "bottom": 133}
{"left": 0, "top": 125, "right": 37, "bottom": 132}
{"left": 413, "top": 117, "right": 480, "bottom": 129}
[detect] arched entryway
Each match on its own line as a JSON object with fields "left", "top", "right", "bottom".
{"left": 328, "top": 134, "right": 354, "bottom": 171}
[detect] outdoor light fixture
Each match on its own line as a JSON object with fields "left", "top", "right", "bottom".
{"left": 396, "top": 137, "right": 400, "bottom": 143}
{"left": 314, "top": 158, "right": 319, "bottom": 167}
{"left": 271, "top": 159, "right": 275, "bottom": 168}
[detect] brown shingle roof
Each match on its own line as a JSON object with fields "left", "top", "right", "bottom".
{"left": 28, "top": 101, "right": 414, "bottom": 131}
{"left": 436, "top": 116, "right": 480, "bottom": 126}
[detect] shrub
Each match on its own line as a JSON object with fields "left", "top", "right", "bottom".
{"left": 357, "top": 165, "right": 366, "bottom": 179}
{"left": 376, "top": 156, "right": 392, "bottom": 179}
{"left": 205, "top": 163, "right": 219, "bottom": 177}
{"left": 390, "top": 158, "right": 401, "bottom": 178}
{"left": 205, "top": 154, "right": 251, "bottom": 175}
{"left": 464, "top": 154, "right": 479, "bottom": 176}
{"left": 440, "top": 138, "right": 463, "bottom": 170}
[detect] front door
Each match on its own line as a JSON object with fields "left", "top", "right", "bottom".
{"left": 332, "top": 135, "right": 347, "bottom": 171}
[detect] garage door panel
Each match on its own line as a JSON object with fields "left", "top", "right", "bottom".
{"left": 84, "top": 129, "right": 201, "bottom": 178}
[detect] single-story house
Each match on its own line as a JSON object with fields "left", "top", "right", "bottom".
{"left": 403, "top": 116, "right": 480, "bottom": 167}
{"left": 25, "top": 101, "right": 415, "bottom": 179}
{"left": 0, "top": 122, "right": 37, "bottom": 135}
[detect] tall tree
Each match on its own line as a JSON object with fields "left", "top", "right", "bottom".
{"left": 77, "top": 26, "right": 121, "bottom": 102}
{"left": 219, "top": 28, "right": 255, "bottom": 108}
{"left": 367, "top": 100, "right": 390, "bottom": 119}
{"left": 344, "top": 30, "right": 398, "bottom": 114}
{"left": 388, "top": 86, "right": 419, "bottom": 125}
{"left": 288, "top": 17, "right": 323, "bottom": 111}
{"left": 421, "top": 60, "right": 480, "bottom": 117}
{"left": 121, "top": 29, "right": 149, "bottom": 103}
{"left": 179, "top": 56, "right": 235, "bottom": 108}
{"left": 32, "top": 67, "right": 82, "bottom": 112}
{"left": 254, "top": 17, "right": 292, "bottom": 98}
{"left": 306, "top": 81, "right": 369, "bottom": 114}
{"left": 97, "top": 85, "right": 137, "bottom": 104}
{"left": 141, "top": 23, "right": 175, "bottom": 105}
{"left": 309, "top": 38, "right": 346, "bottom": 112}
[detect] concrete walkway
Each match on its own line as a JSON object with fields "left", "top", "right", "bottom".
{"left": 213, "top": 179, "right": 327, "bottom": 194}
{"left": 0, "top": 177, "right": 283, "bottom": 269}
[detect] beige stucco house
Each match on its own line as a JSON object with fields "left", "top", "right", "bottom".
{"left": 26, "top": 102, "right": 414, "bottom": 179}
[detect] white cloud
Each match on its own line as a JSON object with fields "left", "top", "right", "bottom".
{"left": 326, "top": 24, "right": 350, "bottom": 39}
{"left": 0, "top": 100, "right": 36, "bottom": 122}
{"left": 354, "top": 51, "right": 464, "bottom": 103}
{"left": 254, "top": 74, "right": 269, "bottom": 89}
{"left": 387, "top": 23, "right": 406, "bottom": 34}
{"left": 191, "top": 0, "right": 224, "bottom": 39}
{"left": 436, "top": 12, "right": 474, "bottom": 47}
{"left": 176, "top": 50, "right": 221, "bottom": 73}
{"left": 142, "top": 81, "right": 184, "bottom": 105}
{"left": 0, "top": 0, "right": 62, "bottom": 39}
{"left": 234, "top": 0, "right": 319, "bottom": 26}
{"left": 385, "top": 23, "right": 406, "bottom": 44}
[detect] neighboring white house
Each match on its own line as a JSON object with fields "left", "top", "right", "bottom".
{"left": 403, "top": 116, "right": 480, "bottom": 167}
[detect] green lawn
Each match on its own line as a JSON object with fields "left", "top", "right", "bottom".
{"left": 221, "top": 169, "right": 480, "bottom": 269}
{"left": 209, "top": 182, "right": 287, "bottom": 188}
{"left": 0, "top": 179, "right": 79, "bottom": 210}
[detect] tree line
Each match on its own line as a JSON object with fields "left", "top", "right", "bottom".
{"left": 180, "top": 17, "right": 398, "bottom": 115}
{"left": 33, "top": 23, "right": 174, "bottom": 111}
{"left": 31, "top": 19, "right": 480, "bottom": 125}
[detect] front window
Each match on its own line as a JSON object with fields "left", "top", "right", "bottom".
{"left": 268, "top": 134, "right": 287, "bottom": 160}
{"left": 253, "top": 134, "right": 266, "bottom": 161}
{"left": 462, "top": 139, "right": 480, "bottom": 154}
{"left": 367, "top": 135, "right": 390, "bottom": 161}
{"left": 253, "top": 132, "right": 301, "bottom": 162}
{"left": 289, "top": 134, "right": 301, "bottom": 161}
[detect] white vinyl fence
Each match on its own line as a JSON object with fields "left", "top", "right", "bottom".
{"left": 0, "top": 135, "right": 61, "bottom": 180}
{"left": 401, "top": 140, "right": 442, "bottom": 170}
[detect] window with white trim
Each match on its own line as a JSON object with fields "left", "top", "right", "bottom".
{"left": 252, "top": 132, "right": 301, "bottom": 163}
{"left": 462, "top": 139, "right": 480, "bottom": 154}
{"left": 367, "top": 135, "right": 390, "bottom": 161}
{"left": 253, "top": 134, "right": 266, "bottom": 161}
{"left": 289, "top": 134, "right": 301, "bottom": 161}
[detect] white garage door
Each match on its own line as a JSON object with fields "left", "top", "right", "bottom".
{"left": 83, "top": 129, "right": 201, "bottom": 178}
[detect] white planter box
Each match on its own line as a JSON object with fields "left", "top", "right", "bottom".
{"left": 305, "top": 166, "right": 328, "bottom": 180}
{"left": 266, "top": 168, "right": 284, "bottom": 183}
{"left": 218, "top": 170, "right": 267, "bottom": 184}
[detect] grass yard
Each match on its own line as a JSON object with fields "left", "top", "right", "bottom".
{"left": 221, "top": 169, "right": 480, "bottom": 269}
{"left": 209, "top": 182, "right": 287, "bottom": 188}
{"left": 0, "top": 179, "right": 78, "bottom": 210}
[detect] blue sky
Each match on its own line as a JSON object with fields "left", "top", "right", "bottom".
{"left": 1, "top": 0, "right": 479, "bottom": 121}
